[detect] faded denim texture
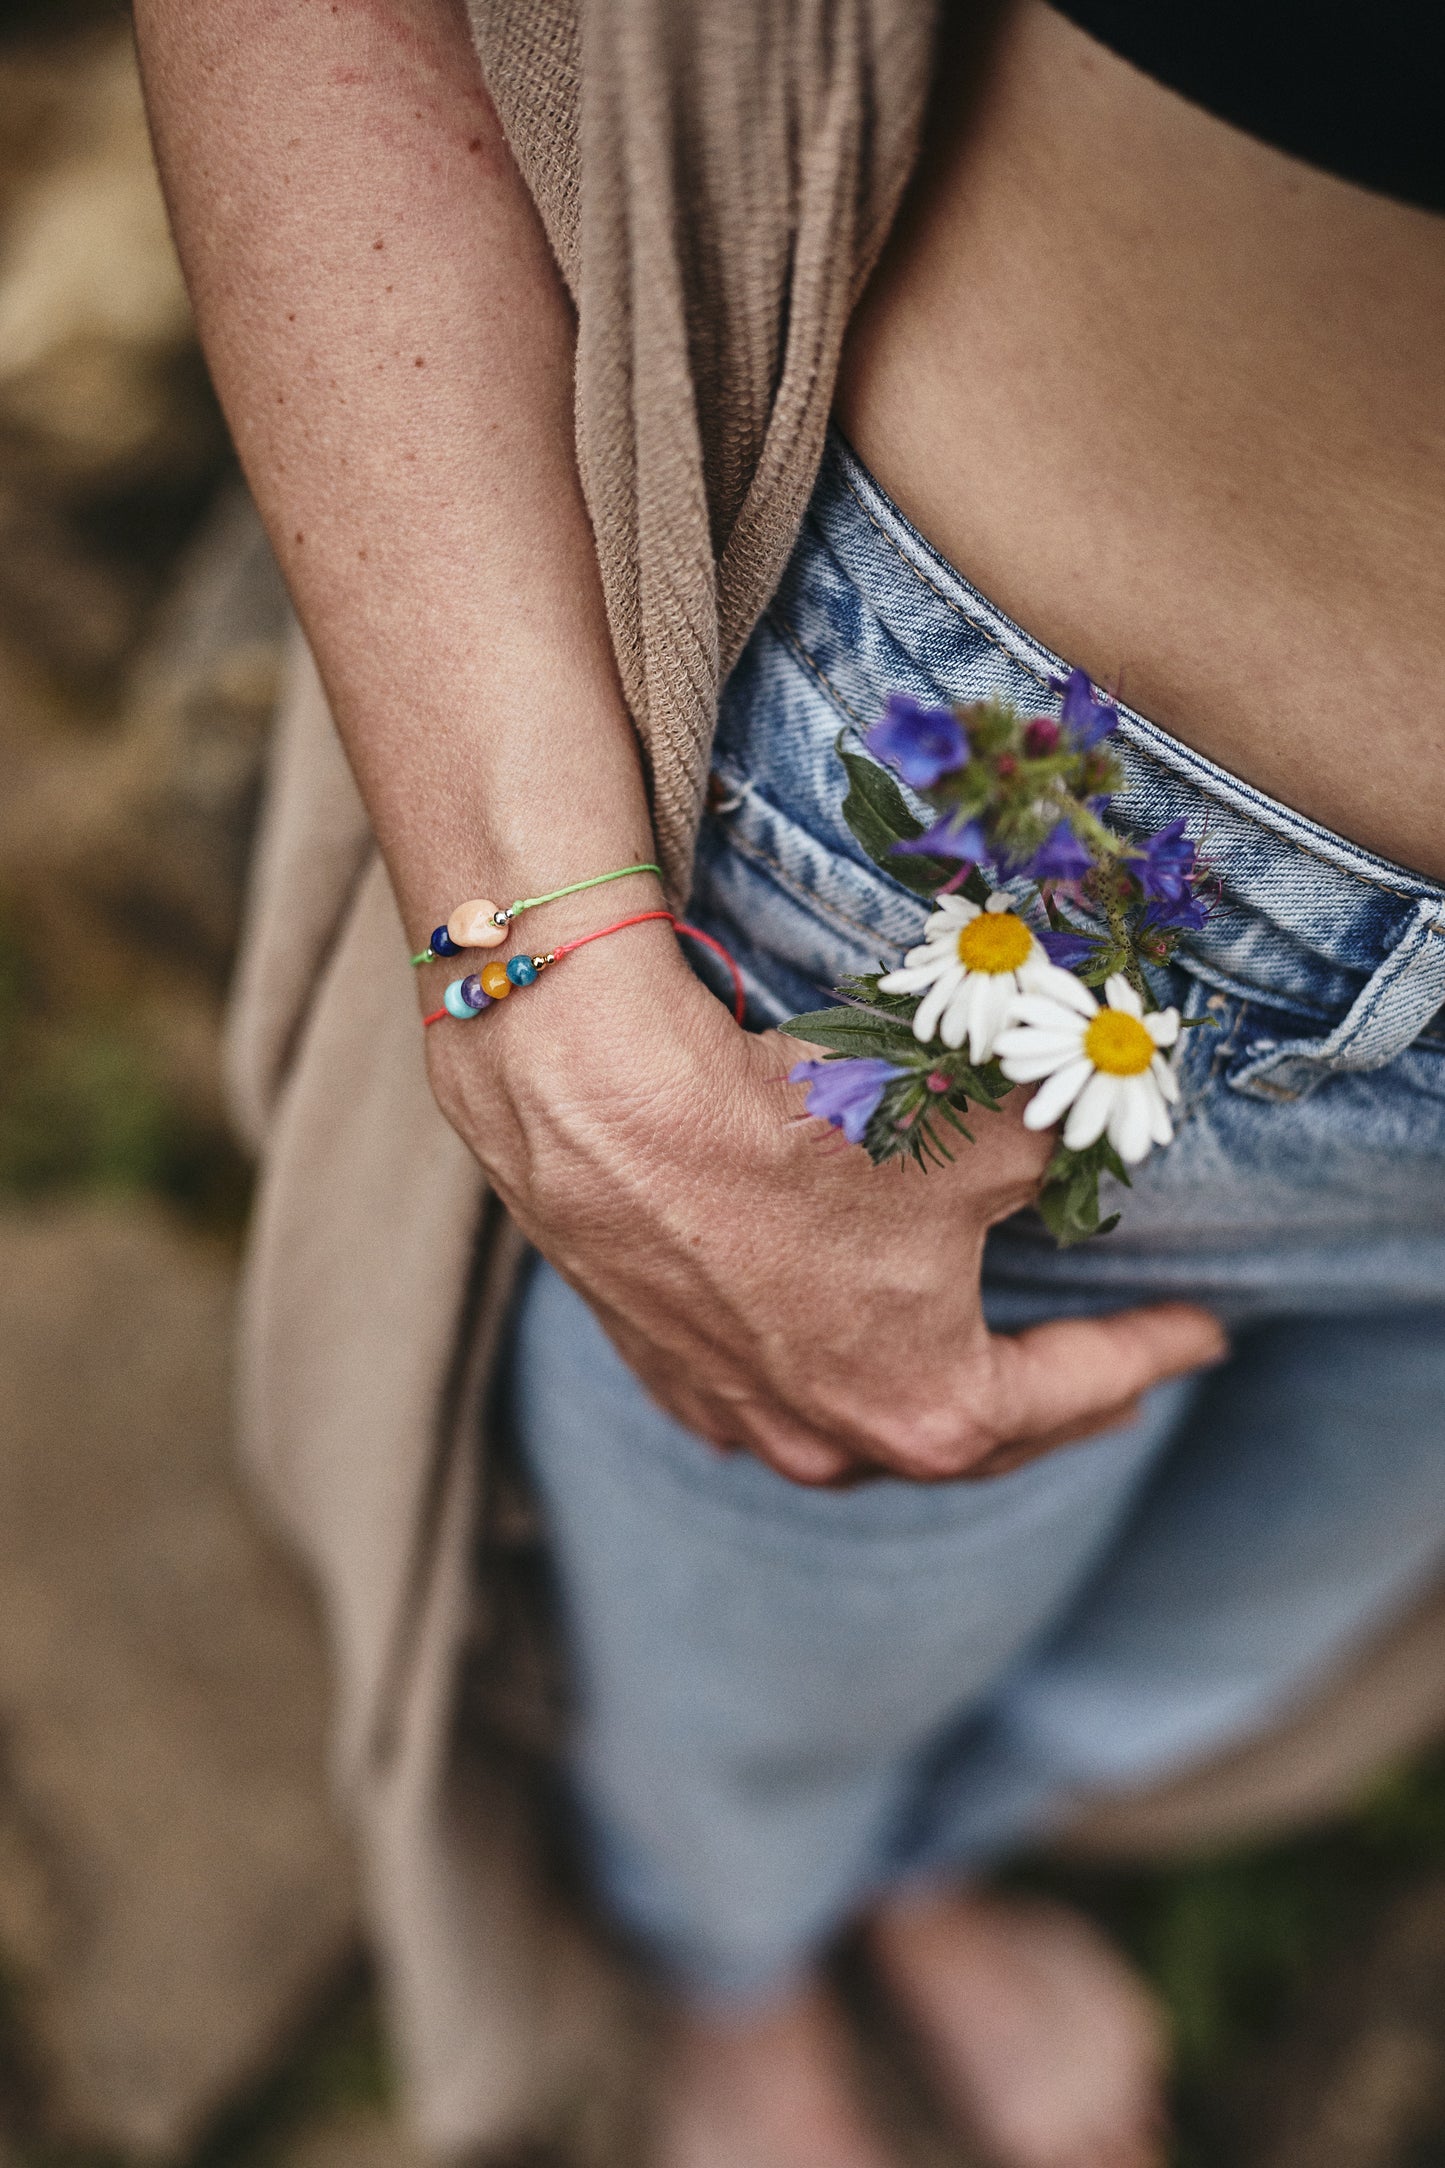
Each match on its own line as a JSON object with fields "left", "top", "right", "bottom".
{"left": 510, "top": 432, "right": 1445, "bottom": 1997}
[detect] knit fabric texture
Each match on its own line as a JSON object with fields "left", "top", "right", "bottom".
{"left": 466, "top": 0, "right": 937, "bottom": 896}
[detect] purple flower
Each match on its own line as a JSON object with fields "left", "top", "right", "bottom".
{"left": 1039, "top": 926, "right": 1101, "bottom": 968}
{"left": 893, "top": 810, "right": 990, "bottom": 862}
{"left": 1054, "top": 669, "right": 1120, "bottom": 749}
{"left": 1142, "top": 892, "right": 1211, "bottom": 933}
{"left": 789, "top": 1058, "right": 902, "bottom": 1145}
{"left": 1019, "top": 820, "right": 1094, "bottom": 881}
{"left": 1133, "top": 816, "right": 1198, "bottom": 904}
{"left": 865, "top": 695, "right": 969, "bottom": 789}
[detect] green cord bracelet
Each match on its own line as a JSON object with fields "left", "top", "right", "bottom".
{"left": 410, "top": 861, "right": 663, "bottom": 965}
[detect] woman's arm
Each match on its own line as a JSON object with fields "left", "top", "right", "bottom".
{"left": 134, "top": 0, "right": 650, "bottom": 941}
{"left": 133, "top": 0, "right": 1224, "bottom": 1485}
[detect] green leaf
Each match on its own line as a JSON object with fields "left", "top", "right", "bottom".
{"left": 836, "top": 734, "right": 952, "bottom": 897}
{"left": 778, "top": 1008, "right": 917, "bottom": 1058}
{"left": 1035, "top": 1135, "right": 1130, "bottom": 1247}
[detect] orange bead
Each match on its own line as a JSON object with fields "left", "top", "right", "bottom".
{"left": 479, "top": 960, "right": 513, "bottom": 1000}
{"left": 447, "top": 898, "right": 506, "bottom": 949}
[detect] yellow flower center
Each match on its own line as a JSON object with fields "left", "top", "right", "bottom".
{"left": 955, "top": 911, "right": 1034, "bottom": 975}
{"left": 1084, "top": 1009, "right": 1156, "bottom": 1076}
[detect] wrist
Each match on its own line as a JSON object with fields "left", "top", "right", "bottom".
{"left": 425, "top": 912, "right": 723, "bottom": 1144}
{"left": 408, "top": 857, "right": 666, "bottom": 975}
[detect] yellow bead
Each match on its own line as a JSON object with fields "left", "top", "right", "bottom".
{"left": 447, "top": 898, "right": 506, "bottom": 949}
{"left": 479, "top": 960, "right": 513, "bottom": 1000}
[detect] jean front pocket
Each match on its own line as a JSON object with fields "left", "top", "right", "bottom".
{"left": 688, "top": 759, "right": 932, "bottom": 1026}
{"left": 1216, "top": 899, "right": 1445, "bottom": 1104}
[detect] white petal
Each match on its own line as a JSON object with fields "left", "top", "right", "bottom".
{"left": 1000, "top": 1023, "right": 1091, "bottom": 1075}
{"left": 994, "top": 1025, "right": 1088, "bottom": 1061}
{"left": 1023, "top": 1056, "right": 1095, "bottom": 1129}
{"left": 996, "top": 1043, "right": 1086, "bottom": 1081}
{"left": 1145, "top": 1006, "right": 1181, "bottom": 1046}
{"left": 937, "top": 976, "right": 979, "bottom": 1050}
{"left": 1002, "top": 1050, "right": 1070, "bottom": 1083}
{"left": 1104, "top": 973, "right": 1143, "bottom": 1016}
{"left": 983, "top": 891, "right": 1013, "bottom": 914}
{"left": 963, "top": 973, "right": 1003, "bottom": 1060}
{"left": 1062, "top": 1069, "right": 1118, "bottom": 1151}
{"left": 914, "top": 965, "right": 965, "bottom": 1043}
{"left": 1109, "top": 1075, "right": 1155, "bottom": 1164}
{"left": 1144, "top": 1071, "right": 1175, "bottom": 1145}
{"left": 901, "top": 938, "right": 955, "bottom": 969}
{"left": 1007, "top": 993, "right": 1092, "bottom": 1033}
{"left": 878, "top": 965, "right": 938, "bottom": 994}
{"left": 1151, "top": 1052, "right": 1180, "bottom": 1104}
{"left": 924, "top": 899, "right": 977, "bottom": 937}
{"left": 1017, "top": 961, "right": 1099, "bottom": 1016}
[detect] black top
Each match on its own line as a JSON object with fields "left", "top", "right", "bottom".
{"left": 1047, "top": 0, "right": 1445, "bottom": 215}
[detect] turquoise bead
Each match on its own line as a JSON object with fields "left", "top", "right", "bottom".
{"left": 506, "top": 954, "right": 539, "bottom": 987}
{"left": 443, "top": 978, "right": 484, "bottom": 1019}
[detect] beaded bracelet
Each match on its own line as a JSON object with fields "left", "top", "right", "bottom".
{"left": 410, "top": 861, "right": 663, "bottom": 966}
{"left": 424, "top": 908, "right": 746, "bottom": 1027}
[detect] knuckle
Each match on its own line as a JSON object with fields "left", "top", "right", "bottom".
{"left": 873, "top": 1405, "right": 997, "bottom": 1481}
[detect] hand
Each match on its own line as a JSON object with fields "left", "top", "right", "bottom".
{"left": 427, "top": 925, "right": 1226, "bottom": 1487}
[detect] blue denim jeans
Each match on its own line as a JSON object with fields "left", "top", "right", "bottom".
{"left": 510, "top": 431, "right": 1445, "bottom": 2000}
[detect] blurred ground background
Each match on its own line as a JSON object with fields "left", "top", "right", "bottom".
{"left": 4, "top": 6, "right": 1445, "bottom": 2167}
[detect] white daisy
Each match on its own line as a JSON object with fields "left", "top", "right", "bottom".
{"left": 878, "top": 893, "right": 1045, "bottom": 1060}
{"left": 994, "top": 967, "right": 1181, "bottom": 1165}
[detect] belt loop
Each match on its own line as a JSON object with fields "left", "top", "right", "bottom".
{"left": 1231, "top": 899, "right": 1445, "bottom": 1101}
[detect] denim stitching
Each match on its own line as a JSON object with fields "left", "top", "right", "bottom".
{"left": 1233, "top": 912, "right": 1445, "bottom": 1086}
{"left": 762, "top": 606, "right": 870, "bottom": 729}
{"left": 709, "top": 791, "right": 914, "bottom": 953}
{"left": 834, "top": 466, "right": 1057, "bottom": 696}
{"left": 830, "top": 463, "right": 1445, "bottom": 919}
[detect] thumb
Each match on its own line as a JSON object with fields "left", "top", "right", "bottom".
{"left": 988, "top": 1302, "right": 1228, "bottom": 1451}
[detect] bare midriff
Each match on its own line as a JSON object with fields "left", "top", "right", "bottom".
{"left": 836, "top": 0, "right": 1445, "bottom": 880}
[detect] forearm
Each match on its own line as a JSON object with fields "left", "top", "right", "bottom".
{"left": 133, "top": 0, "right": 656, "bottom": 961}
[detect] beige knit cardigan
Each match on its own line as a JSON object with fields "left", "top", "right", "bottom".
{"left": 225, "top": 2, "right": 1445, "bottom": 2151}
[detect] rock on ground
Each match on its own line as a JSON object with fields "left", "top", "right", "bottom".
{"left": 0, "top": 1205, "right": 357, "bottom": 2159}
{"left": 0, "top": 480, "right": 290, "bottom": 1154}
{"left": 278, "top": 2107, "right": 436, "bottom": 2168}
{"left": 1243, "top": 1873, "right": 1445, "bottom": 2168}
{"left": 0, "top": 24, "right": 229, "bottom": 688}
{"left": 28, "top": 481, "right": 291, "bottom": 983}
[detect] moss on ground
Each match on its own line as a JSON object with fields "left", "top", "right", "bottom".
{"left": 1025, "top": 1750, "right": 1445, "bottom": 2162}
{"left": 0, "top": 899, "right": 250, "bottom": 1234}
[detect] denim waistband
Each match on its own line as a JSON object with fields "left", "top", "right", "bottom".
{"left": 762, "top": 432, "right": 1445, "bottom": 1097}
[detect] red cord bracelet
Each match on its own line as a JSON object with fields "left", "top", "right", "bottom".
{"left": 423, "top": 909, "right": 746, "bottom": 1027}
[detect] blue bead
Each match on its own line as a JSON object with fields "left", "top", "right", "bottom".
{"left": 431, "top": 925, "right": 459, "bottom": 957}
{"left": 443, "top": 978, "right": 483, "bottom": 1019}
{"left": 506, "top": 954, "right": 539, "bottom": 987}
{"left": 459, "top": 975, "right": 493, "bottom": 1012}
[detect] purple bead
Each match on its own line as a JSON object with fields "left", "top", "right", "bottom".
{"left": 431, "top": 924, "right": 459, "bottom": 957}
{"left": 459, "top": 974, "right": 493, "bottom": 1012}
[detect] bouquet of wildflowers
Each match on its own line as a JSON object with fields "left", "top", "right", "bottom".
{"left": 781, "top": 673, "right": 1213, "bottom": 1246}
